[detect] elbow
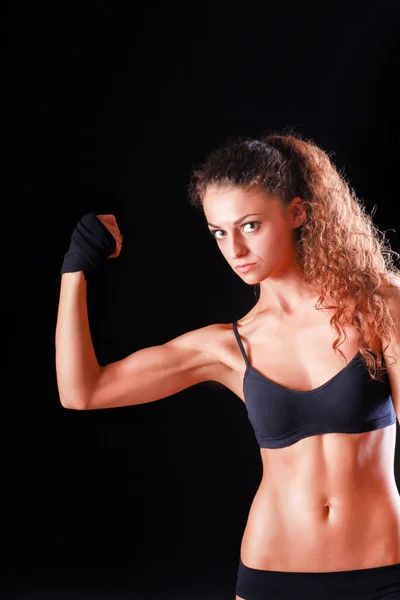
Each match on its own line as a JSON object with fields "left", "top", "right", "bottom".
{"left": 58, "top": 394, "right": 88, "bottom": 411}
{"left": 56, "top": 378, "right": 94, "bottom": 410}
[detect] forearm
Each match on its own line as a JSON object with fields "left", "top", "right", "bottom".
{"left": 55, "top": 272, "right": 101, "bottom": 409}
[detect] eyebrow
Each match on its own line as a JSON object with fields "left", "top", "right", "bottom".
{"left": 207, "top": 213, "right": 264, "bottom": 228}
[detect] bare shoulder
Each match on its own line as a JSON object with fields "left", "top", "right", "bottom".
{"left": 378, "top": 275, "right": 400, "bottom": 330}
{"left": 383, "top": 274, "right": 400, "bottom": 303}
{"left": 178, "top": 320, "right": 245, "bottom": 402}
{"left": 381, "top": 275, "right": 400, "bottom": 336}
{"left": 167, "top": 321, "right": 226, "bottom": 354}
{"left": 202, "top": 320, "right": 247, "bottom": 402}
{"left": 380, "top": 275, "right": 400, "bottom": 422}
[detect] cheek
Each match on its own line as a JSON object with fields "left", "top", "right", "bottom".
{"left": 263, "top": 224, "right": 289, "bottom": 247}
{"left": 253, "top": 229, "right": 286, "bottom": 258}
{"left": 253, "top": 232, "right": 274, "bottom": 253}
{"left": 219, "top": 246, "right": 231, "bottom": 261}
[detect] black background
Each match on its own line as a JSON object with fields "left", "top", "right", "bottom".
{"left": 8, "top": 0, "right": 400, "bottom": 597}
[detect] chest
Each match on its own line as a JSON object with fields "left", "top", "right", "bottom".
{"left": 243, "top": 319, "right": 376, "bottom": 391}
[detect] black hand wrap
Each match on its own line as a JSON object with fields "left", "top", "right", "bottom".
{"left": 60, "top": 213, "right": 117, "bottom": 280}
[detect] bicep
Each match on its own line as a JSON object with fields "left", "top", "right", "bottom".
{"left": 84, "top": 327, "right": 222, "bottom": 410}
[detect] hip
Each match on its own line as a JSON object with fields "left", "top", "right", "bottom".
{"left": 236, "top": 558, "right": 400, "bottom": 600}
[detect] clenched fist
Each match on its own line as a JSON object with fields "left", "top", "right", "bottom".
{"left": 96, "top": 214, "right": 123, "bottom": 258}
{"left": 60, "top": 213, "right": 122, "bottom": 279}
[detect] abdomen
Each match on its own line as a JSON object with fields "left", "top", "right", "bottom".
{"left": 240, "top": 425, "right": 400, "bottom": 572}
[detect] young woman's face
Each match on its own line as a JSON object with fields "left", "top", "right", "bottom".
{"left": 202, "top": 185, "right": 302, "bottom": 283}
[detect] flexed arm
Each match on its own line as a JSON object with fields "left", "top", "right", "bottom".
{"left": 55, "top": 214, "right": 224, "bottom": 410}
{"left": 55, "top": 213, "right": 123, "bottom": 409}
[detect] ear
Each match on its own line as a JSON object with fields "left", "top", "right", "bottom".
{"left": 290, "top": 197, "right": 306, "bottom": 227}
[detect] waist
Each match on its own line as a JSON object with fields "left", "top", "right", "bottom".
{"left": 242, "top": 483, "right": 400, "bottom": 571}
{"left": 255, "top": 479, "right": 400, "bottom": 525}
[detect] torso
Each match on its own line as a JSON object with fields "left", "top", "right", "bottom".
{"left": 211, "top": 294, "right": 400, "bottom": 572}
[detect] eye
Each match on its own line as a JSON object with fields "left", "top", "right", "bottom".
{"left": 209, "top": 221, "right": 260, "bottom": 240}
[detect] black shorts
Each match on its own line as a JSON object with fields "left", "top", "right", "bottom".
{"left": 236, "top": 557, "right": 400, "bottom": 600}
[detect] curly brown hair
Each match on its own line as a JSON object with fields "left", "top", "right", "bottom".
{"left": 187, "top": 130, "right": 400, "bottom": 382}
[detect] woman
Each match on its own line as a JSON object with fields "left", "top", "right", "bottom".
{"left": 56, "top": 132, "right": 400, "bottom": 599}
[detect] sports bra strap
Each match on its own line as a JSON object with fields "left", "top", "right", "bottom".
{"left": 232, "top": 320, "right": 250, "bottom": 368}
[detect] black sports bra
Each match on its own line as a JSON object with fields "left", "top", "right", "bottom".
{"left": 232, "top": 320, "right": 397, "bottom": 449}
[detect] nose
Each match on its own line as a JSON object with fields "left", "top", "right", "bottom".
{"left": 228, "top": 232, "right": 248, "bottom": 261}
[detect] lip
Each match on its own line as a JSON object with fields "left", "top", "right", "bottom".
{"left": 235, "top": 263, "right": 257, "bottom": 273}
